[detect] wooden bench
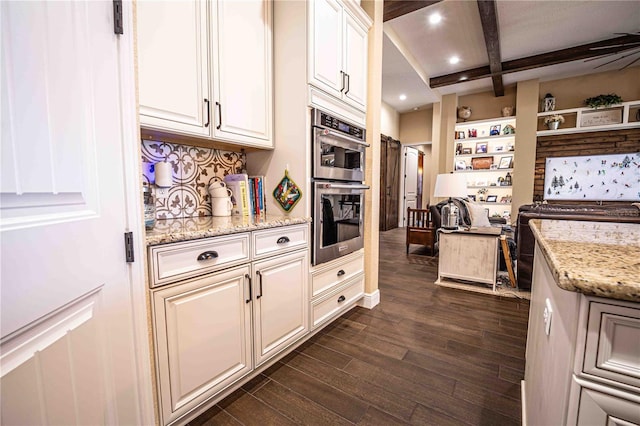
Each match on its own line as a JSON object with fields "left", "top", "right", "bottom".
{"left": 406, "top": 207, "right": 435, "bottom": 255}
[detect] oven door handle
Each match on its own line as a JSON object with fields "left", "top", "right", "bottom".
{"left": 322, "top": 183, "right": 370, "bottom": 190}
{"left": 314, "top": 127, "right": 370, "bottom": 148}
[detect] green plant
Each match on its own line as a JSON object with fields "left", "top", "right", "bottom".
{"left": 584, "top": 93, "right": 623, "bottom": 109}
{"left": 543, "top": 114, "right": 565, "bottom": 124}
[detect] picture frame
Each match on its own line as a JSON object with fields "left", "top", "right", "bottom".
{"left": 468, "top": 128, "right": 477, "bottom": 138}
{"left": 500, "top": 196, "right": 509, "bottom": 203}
{"left": 455, "top": 131, "right": 466, "bottom": 139}
{"left": 498, "top": 155, "right": 513, "bottom": 169}
{"left": 471, "top": 156, "right": 493, "bottom": 170}
{"left": 455, "top": 160, "right": 467, "bottom": 171}
{"left": 467, "top": 194, "right": 476, "bottom": 201}
{"left": 461, "top": 147, "right": 473, "bottom": 155}
{"left": 475, "top": 142, "right": 487, "bottom": 153}
{"left": 486, "top": 195, "right": 497, "bottom": 202}
{"left": 490, "top": 125, "right": 501, "bottom": 136}
{"left": 495, "top": 145, "right": 504, "bottom": 152}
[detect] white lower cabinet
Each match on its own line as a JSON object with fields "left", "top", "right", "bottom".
{"left": 152, "top": 265, "right": 252, "bottom": 425}
{"left": 253, "top": 250, "right": 309, "bottom": 366}
{"left": 149, "top": 225, "right": 310, "bottom": 425}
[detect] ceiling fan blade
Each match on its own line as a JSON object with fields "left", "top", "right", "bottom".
{"left": 589, "top": 42, "right": 640, "bottom": 50}
{"left": 593, "top": 50, "right": 640, "bottom": 69}
{"left": 620, "top": 55, "right": 640, "bottom": 70}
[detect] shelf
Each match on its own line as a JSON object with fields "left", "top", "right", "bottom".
{"left": 477, "top": 202, "right": 511, "bottom": 206}
{"left": 536, "top": 100, "right": 640, "bottom": 136}
{"left": 455, "top": 151, "right": 515, "bottom": 158}
{"left": 454, "top": 168, "right": 513, "bottom": 174}
{"left": 455, "top": 116, "right": 516, "bottom": 127}
{"left": 467, "top": 185, "right": 512, "bottom": 189}
{"left": 454, "top": 134, "right": 515, "bottom": 144}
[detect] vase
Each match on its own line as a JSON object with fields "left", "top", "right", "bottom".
{"left": 547, "top": 121, "right": 560, "bottom": 130}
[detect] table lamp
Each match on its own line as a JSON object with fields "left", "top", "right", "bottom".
{"left": 433, "top": 173, "right": 467, "bottom": 229}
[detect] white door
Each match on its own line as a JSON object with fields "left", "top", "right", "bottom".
{"left": 402, "top": 147, "right": 419, "bottom": 225}
{"left": 152, "top": 266, "right": 252, "bottom": 425}
{"left": 309, "top": 0, "right": 344, "bottom": 98}
{"left": 1, "top": 2, "right": 151, "bottom": 425}
{"left": 212, "top": 0, "right": 273, "bottom": 147}
{"left": 137, "top": 0, "right": 210, "bottom": 136}
{"left": 253, "top": 250, "right": 309, "bottom": 366}
{"left": 342, "top": 11, "right": 368, "bottom": 110}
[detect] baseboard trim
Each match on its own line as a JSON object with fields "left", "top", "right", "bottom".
{"left": 357, "top": 289, "right": 380, "bottom": 309}
{"left": 521, "top": 380, "right": 527, "bottom": 426}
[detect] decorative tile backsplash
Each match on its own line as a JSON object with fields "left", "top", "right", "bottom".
{"left": 141, "top": 140, "right": 246, "bottom": 219}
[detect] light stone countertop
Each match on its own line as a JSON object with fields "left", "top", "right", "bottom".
{"left": 146, "top": 215, "right": 312, "bottom": 246}
{"left": 529, "top": 219, "right": 640, "bottom": 302}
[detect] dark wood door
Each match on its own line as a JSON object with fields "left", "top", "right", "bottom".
{"left": 379, "top": 135, "right": 401, "bottom": 231}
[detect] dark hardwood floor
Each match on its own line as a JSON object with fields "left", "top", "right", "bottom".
{"left": 189, "top": 227, "right": 530, "bottom": 425}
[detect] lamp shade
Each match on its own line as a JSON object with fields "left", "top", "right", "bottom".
{"left": 433, "top": 173, "right": 467, "bottom": 199}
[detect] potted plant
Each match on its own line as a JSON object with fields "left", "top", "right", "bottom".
{"left": 543, "top": 114, "right": 565, "bottom": 130}
{"left": 584, "top": 93, "right": 623, "bottom": 109}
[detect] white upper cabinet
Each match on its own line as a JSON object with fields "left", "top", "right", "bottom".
{"left": 137, "top": 1, "right": 210, "bottom": 137}
{"left": 211, "top": 0, "right": 273, "bottom": 147}
{"left": 309, "top": 0, "right": 369, "bottom": 112}
{"left": 137, "top": 0, "right": 273, "bottom": 148}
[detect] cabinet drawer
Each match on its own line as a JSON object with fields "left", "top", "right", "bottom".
{"left": 149, "top": 233, "right": 250, "bottom": 288}
{"left": 312, "top": 275, "right": 364, "bottom": 329}
{"left": 311, "top": 251, "right": 364, "bottom": 298}
{"left": 252, "top": 224, "right": 308, "bottom": 260}
{"left": 582, "top": 301, "right": 640, "bottom": 390}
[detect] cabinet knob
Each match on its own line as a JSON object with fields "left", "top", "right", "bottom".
{"left": 337, "top": 269, "right": 345, "bottom": 277}
{"left": 197, "top": 251, "right": 218, "bottom": 261}
{"left": 337, "top": 295, "right": 346, "bottom": 303}
{"left": 276, "top": 236, "right": 290, "bottom": 245}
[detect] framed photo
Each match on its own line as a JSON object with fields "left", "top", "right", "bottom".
{"left": 461, "top": 147, "right": 473, "bottom": 154}
{"left": 500, "top": 196, "right": 509, "bottom": 203}
{"left": 498, "top": 155, "right": 513, "bottom": 169}
{"left": 455, "top": 160, "right": 467, "bottom": 171}
{"left": 467, "top": 194, "right": 476, "bottom": 201}
{"left": 471, "top": 156, "right": 493, "bottom": 170}
{"left": 455, "top": 131, "right": 466, "bottom": 139}
{"left": 495, "top": 145, "right": 504, "bottom": 152}
{"left": 486, "top": 195, "right": 497, "bottom": 202}
{"left": 468, "top": 128, "right": 477, "bottom": 138}
{"left": 490, "top": 125, "right": 501, "bottom": 136}
{"left": 475, "top": 142, "right": 487, "bottom": 153}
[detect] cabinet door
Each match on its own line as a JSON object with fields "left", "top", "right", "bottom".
{"left": 253, "top": 250, "right": 309, "bottom": 366}
{"left": 575, "top": 385, "right": 640, "bottom": 425}
{"left": 152, "top": 266, "right": 252, "bottom": 425}
{"left": 212, "top": 0, "right": 273, "bottom": 147}
{"left": 137, "top": 0, "right": 210, "bottom": 136}
{"left": 309, "top": 0, "right": 344, "bottom": 98}
{"left": 342, "top": 11, "right": 368, "bottom": 110}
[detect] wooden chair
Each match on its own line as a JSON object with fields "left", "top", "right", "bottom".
{"left": 406, "top": 207, "right": 435, "bottom": 255}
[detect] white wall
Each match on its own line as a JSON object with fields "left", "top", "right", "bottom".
{"left": 380, "top": 101, "right": 399, "bottom": 139}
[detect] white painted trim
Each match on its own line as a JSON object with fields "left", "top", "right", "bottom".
{"left": 118, "top": 2, "right": 155, "bottom": 425}
{"left": 521, "top": 380, "right": 527, "bottom": 426}
{"left": 357, "top": 289, "right": 380, "bottom": 309}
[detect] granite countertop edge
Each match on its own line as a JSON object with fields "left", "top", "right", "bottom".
{"left": 529, "top": 219, "right": 640, "bottom": 303}
{"left": 146, "top": 216, "right": 312, "bottom": 246}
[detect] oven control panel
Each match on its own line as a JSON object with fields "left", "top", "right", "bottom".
{"left": 315, "top": 111, "right": 365, "bottom": 142}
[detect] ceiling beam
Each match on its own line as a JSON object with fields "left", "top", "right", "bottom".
{"left": 429, "top": 34, "right": 640, "bottom": 88}
{"left": 476, "top": 0, "right": 503, "bottom": 97}
{"left": 383, "top": 0, "right": 441, "bottom": 22}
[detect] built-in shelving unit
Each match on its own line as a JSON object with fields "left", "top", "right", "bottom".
{"left": 536, "top": 100, "right": 640, "bottom": 136}
{"left": 454, "top": 116, "right": 516, "bottom": 219}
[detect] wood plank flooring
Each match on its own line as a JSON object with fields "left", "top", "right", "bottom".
{"left": 189, "top": 227, "right": 530, "bottom": 426}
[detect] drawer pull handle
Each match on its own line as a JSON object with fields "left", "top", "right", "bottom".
{"left": 245, "top": 274, "right": 252, "bottom": 303}
{"left": 337, "top": 269, "right": 346, "bottom": 277}
{"left": 256, "top": 271, "right": 263, "bottom": 299}
{"left": 197, "top": 251, "right": 218, "bottom": 261}
{"left": 276, "top": 236, "right": 290, "bottom": 244}
{"left": 337, "top": 295, "right": 346, "bottom": 303}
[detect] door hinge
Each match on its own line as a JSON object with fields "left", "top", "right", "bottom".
{"left": 113, "top": 0, "right": 123, "bottom": 35}
{"left": 124, "top": 232, "right": 134, "bottom": 263}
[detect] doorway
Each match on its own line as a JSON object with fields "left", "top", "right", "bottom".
{"left": 379, "top": 135, "right": 401, "bottom": 231}
{"left": 399, "top": 146, "right": 418, "bottom": 227}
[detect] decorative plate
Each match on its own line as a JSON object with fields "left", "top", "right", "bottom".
{"left": 273, "top": 170, "right": 302, "bottom": 212}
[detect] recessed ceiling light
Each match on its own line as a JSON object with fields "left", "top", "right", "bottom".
{"left": 428, "top": 13, "right": 442, "bottom": 25}
{"left": 449, "top": 56, "right": 460, "bottom": 65}
{"left": 399, "top": 94, "right": 407, "bottom": 101}
{"left": 459, "top": 76, "right": 468, "bottom": 81}
{"left": 413, "top": 107, "right": 419, "bottom": 111}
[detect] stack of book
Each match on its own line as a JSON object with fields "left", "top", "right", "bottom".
{"left": 223, "top": 174, "right": 266, "bottom": 216}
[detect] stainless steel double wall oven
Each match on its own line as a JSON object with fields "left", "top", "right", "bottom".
{"left": 311, "top": 108, "right": 369, "bottom": 265}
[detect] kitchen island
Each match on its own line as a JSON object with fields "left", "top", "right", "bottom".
{"left": 523, "top": 219, "right": 640, "bottom": 426}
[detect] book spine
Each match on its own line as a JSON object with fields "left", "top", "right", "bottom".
{"left": 248, "top": 178, "right": 256, "bottom": 215}
{"left": 239, "top": 180, "right": 249, "bottom": 216}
